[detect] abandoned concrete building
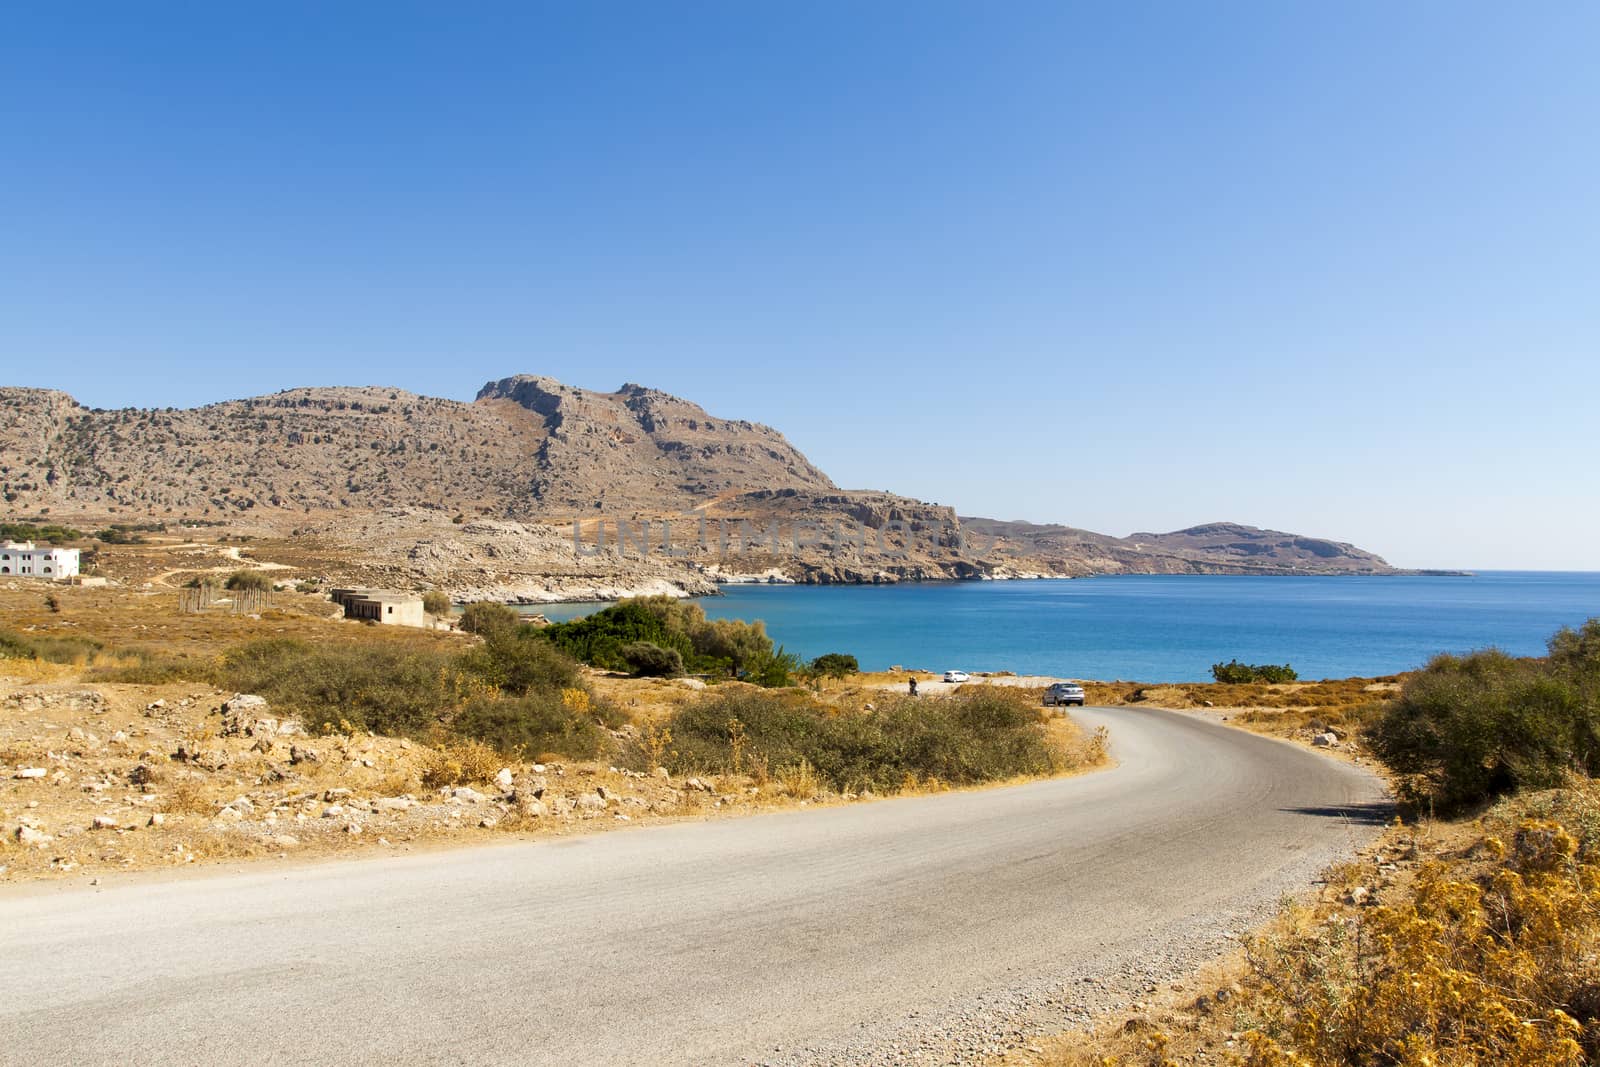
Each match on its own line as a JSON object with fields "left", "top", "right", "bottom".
{"left": 329, "top": 588, "right": 427, "bottom": 627}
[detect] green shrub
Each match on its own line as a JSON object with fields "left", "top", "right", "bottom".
{"left": 1367, "top": 620, "right": 1600, "bottom": 811}
{"left": 459, "top": 628, "right": 584, "bottom": 696}
{"left": 224, "top": 570, "right": 273, "bottom": 592}
{"left": 543, "top": 599, "right": 691, "bottom": 670}
{"left": 1212, "top": 658, "right": 1298, "bottom": 683}
{"left": 621, "top": 641, "right": 683, "bottom": 677}
{"left": 88, "top": 648, "right": 204, "bottom": 685}
{"left": 542, "top": 596, "right": 797, "bottom": 684}
{"left": 218, "top": 637, "right": 465, "bottom": 736}
{"left": 422, "top": 590, "right": 452, "bottom": 616}
{"left": 649, "top": 686, "right": 1059, "bottom": 792}
{"left": 810, "top": 652, "right": 859, "bottom": 679}
{"left": 0, "top": 522, "right": 83, "bottom": 543}
{"left": 459, "top": 601, "right": 519, "bottom": 636}
{"left": 0, "top": 627, "right": 103, "bottom": 664}
{"left": 449, "top": 692, "right": 606, "bottom": 759}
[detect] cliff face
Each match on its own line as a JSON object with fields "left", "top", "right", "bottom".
{"left": 474, "top": 375, "right": 835, "bottom": 511}
{"left": 0, "top": 378, "right": 835, "bottom": 519}
{"left": 0, "top": 377, "right": 1400, "bottom": 592}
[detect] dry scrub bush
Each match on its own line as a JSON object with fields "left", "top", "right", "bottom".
{"left": 650, "top": 686, "right": 1061, "bottom": 793}
{"left": 419, "top": 739, "right": 502, "bottom": 788}
{"left": 160, "top": 778, "right": 215, "bottom": 815}
{"left": 1241, "top": 819, "right": 1599, "bottom": 1067}
{"left": 776, "top": 758, "right": 820, "bottom": 800}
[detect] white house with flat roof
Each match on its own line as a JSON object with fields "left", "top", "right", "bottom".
{"left": 1, "top": 541, "right": 81, "bottom": 580}
{"left": 329, "top": 587, "right": 427, "bottom": 627}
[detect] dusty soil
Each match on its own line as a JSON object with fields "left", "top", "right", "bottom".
{"left": 0, "top": 577, "right": 1100, "bottom": 886}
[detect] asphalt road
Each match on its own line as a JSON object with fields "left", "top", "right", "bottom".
{"left": 0, "top": 707, "right": 1387, "bottom": 1066}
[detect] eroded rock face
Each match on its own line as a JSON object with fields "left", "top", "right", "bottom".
{"left": 0, "top": 377, "right": 1398, "bottom": 585}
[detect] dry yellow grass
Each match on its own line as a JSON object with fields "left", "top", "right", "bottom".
{"left": 997, "top": 784, "right": 1600, "bottom": 1067}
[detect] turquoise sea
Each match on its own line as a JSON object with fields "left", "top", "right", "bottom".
{"left": 531, "top": 572, "right": 1600, "bottom": 682}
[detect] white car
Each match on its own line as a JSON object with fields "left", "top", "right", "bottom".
{"left": 942, "top": 670, "right": 970, "bottom": 683}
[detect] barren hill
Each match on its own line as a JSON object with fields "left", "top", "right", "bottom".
{"left": 957, "top": 517, "right": 1394, "bottom": 577}
{"left": 0, "top": 377, "right": 829, "bottom": 518}
{"left": 0, "top": 376, "right": 1400, "bottom": 596}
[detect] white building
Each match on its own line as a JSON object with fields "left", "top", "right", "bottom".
{"left": 0, "top": 541, "right": 81, "bottom": 580}
{"left": 329, "top": 588, "right": 427, "bottom": 627}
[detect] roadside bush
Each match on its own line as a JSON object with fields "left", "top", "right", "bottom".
{"left": 1242, "top": 816, "right": 1598, "bottom": 1066}
{"left": 419, "top": 739, "right": 501, "bottom": 788}
{"left": 223, "top": 570, "right": 272, "bottom": 593}
{"left": 649, "top": 686, "right": 1060, "bottom": 792}
{"left": 421, "top": 590, "right": 452, "bottom": 617}
{"left": 621, "top": 641, "right": 683, "bottom": 677}
{"left": 218, "top": 637, "right": 475, "bottom": 736}
{"left": 449, "top": 690, "right": 607, "bottom": 759}
{"left": 1368, "top": 623, "right": 1600, "bottom": 811}
{"left": 1213, "top": 659, "right": 1298, "bottom": 684}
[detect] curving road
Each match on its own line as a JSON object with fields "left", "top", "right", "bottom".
{"left": 0, "top": 707, "right": 1387, "bottom": 1066}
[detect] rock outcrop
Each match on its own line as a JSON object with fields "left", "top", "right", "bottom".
{"left": 0, "top": 376, "right": 1401, "bottom": 588}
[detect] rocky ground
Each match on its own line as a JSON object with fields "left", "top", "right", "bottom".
{"left": 0, "top": 669, "right": 860, "bottom": 885}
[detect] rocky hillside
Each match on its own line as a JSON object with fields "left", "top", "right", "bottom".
{"left": 958, "top": 518, "right": 1395, "bottom": 576}
{"left": 0, "top": 377, "right": 831, "bottom": 518}
{"left": 0, "top": 376, "right": 1401, "bottom": 594}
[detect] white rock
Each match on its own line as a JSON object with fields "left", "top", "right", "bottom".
{"left": 13, "top": 768, "right": 46, "bottom": 779}
{"left": 344, "top": 823, "right": 363, "bottom": 835}
{"left": 322, "top": 804, "right": 346, "bottom": 818}
{"left": 654, "top": 766, "right": 670, "bottom": 779}
{"left": 453, "top": 787, "right": 487, "bottom": 804}
{"left": 148, "top": 813, "right": 166, "bottom": 827}
{"left": 1312, "top": 732, "right": 1339, "bottom": 748}
{"left": 90, "top": 815, "right": 120, "bottom": 830}
{"left": 14, "top": 825, "right": 53, "bottom": 847}
{"left": 373, "top": 797, "right": 415, "bottom": 812}
{"left": 494, "top": 768, "right": 515, "bottom": 792}
{"left": 215, "top": 806, "right": 245, "bottom": 822}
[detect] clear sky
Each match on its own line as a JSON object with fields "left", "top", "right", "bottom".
{"left": 3, "top": 3, "right": 1597, "bottom": 570}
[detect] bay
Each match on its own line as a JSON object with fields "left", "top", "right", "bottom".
{"left": 527, "top": 572, "right": 1600, "bottom": 682}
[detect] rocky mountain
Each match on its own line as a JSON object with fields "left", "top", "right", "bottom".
{"left": 0, "top": 376, "right": 831, "bottom": 518}
{"left": 957, "top": 518, "right": 1395, "bottom": 576}
{"left": 0, "top": 376, "right": 1401, "bottom": 596}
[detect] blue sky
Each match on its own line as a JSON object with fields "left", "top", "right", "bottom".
{"left": 3, "top": 3, "right": 1597, "bottom": 570}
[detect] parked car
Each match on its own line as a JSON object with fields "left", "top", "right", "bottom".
{"left": 1042, "top": 682, "right": 1086, "bottom": 707}
{"left": 942, "top": 670, "right": 970, "bottom": 683}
